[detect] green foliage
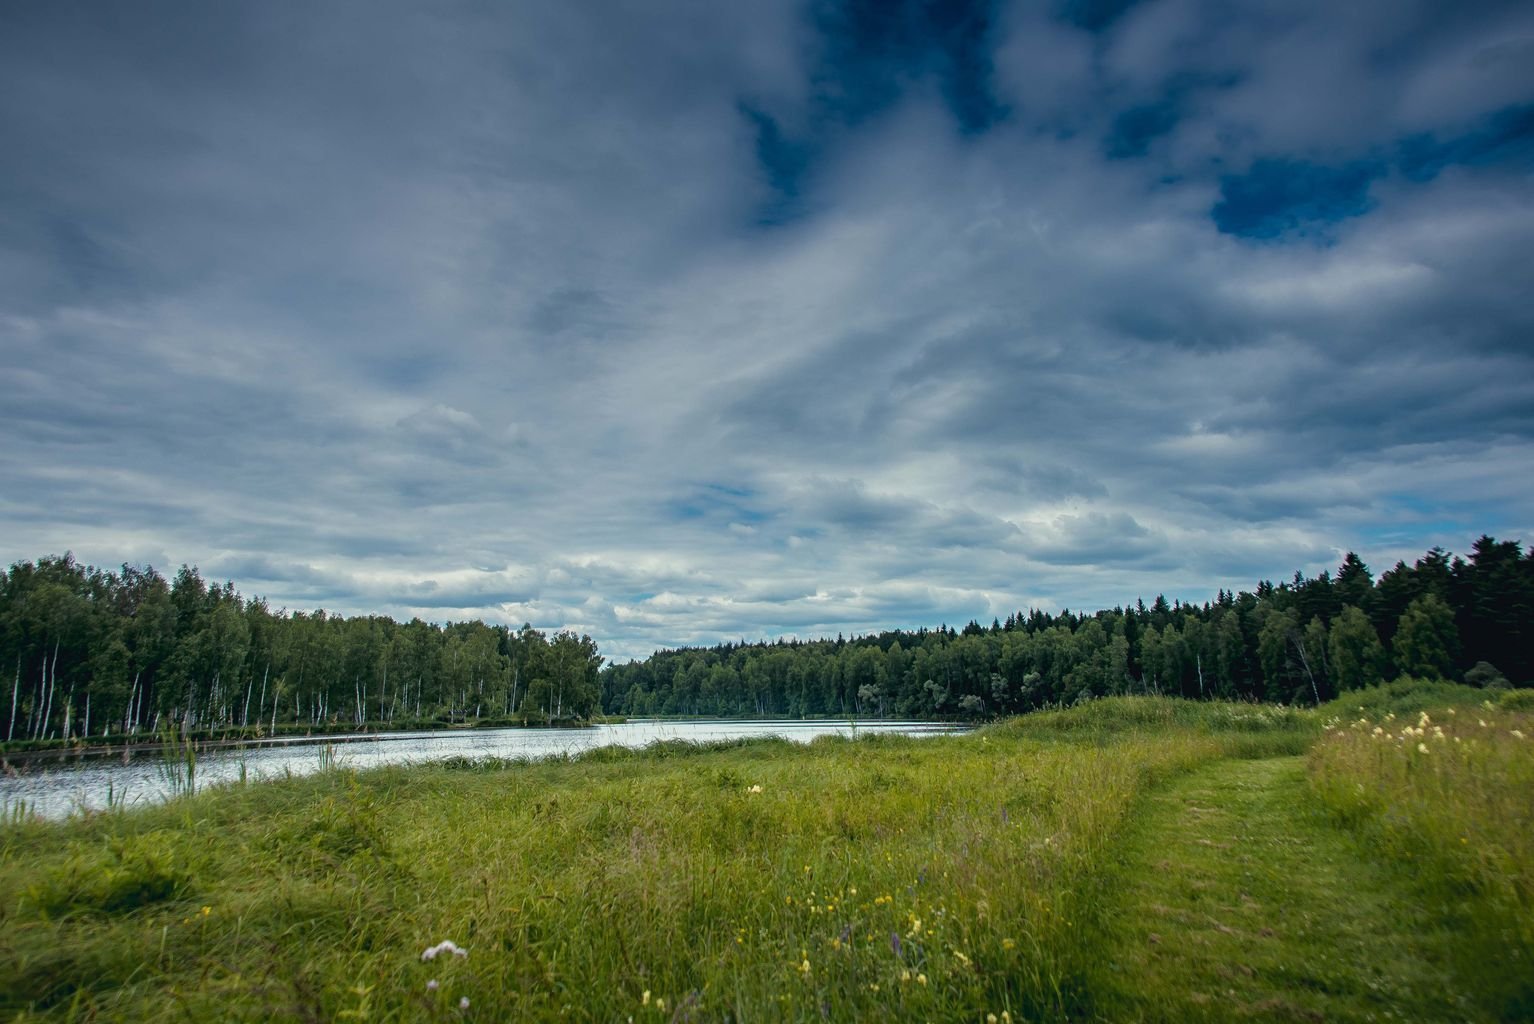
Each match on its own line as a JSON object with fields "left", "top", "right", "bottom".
{"left": 1393, "top": 594, "right": 1460, "bottom": 679}
{"left": 1465, "top": 660, "right": 1510, "bottom": 689}
{"left": 0, "top": 556, "right": 604, "bottom": 747}
{"left": 4, "top": 535, "right": 1531, "bottom": 747}
{"left": 1328, "top": 605, "right": 1386, "bottom": 691}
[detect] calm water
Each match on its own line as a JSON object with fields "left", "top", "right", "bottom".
{"left": 1, "top": 719, "right": 964, "bottom": 820}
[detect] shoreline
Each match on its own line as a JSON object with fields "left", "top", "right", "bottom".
{"left": 0, "top": 715, "right": 965, "bottom": 771}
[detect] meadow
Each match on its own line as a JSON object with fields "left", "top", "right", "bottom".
{"left": 1, "top": 682, "right": 1528, "bottom": 1022}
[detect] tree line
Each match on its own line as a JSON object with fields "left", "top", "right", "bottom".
{"left": 5, "top": 535, "right": 1529, "bottom": 743}
{"left": 600, "top": 536, "right": 1532, "bottom": 718}
{"left": 1, "top": 558, "right": 602, "bottom": 745}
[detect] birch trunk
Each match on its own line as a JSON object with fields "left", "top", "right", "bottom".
{"left": 7, "top": 653, "right": 18, "bottom": 742}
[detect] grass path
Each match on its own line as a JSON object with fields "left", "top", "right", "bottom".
{"left": 1091, "top": 757, "right": 1486, "bottom": 1023}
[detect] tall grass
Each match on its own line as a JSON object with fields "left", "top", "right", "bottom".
{"left": 0, "top": 693, "right": 1517, "bottom": 1021}
{"left": 152, "top": 729, "right": 197, "bottom": 801}
{"left": 1309, "top": 695, "right": 1534, "bottom": 1017}
{"left": 0, "top": 699, "right": 1315, "bottom": 1022}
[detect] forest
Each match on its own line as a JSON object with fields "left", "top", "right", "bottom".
{"left": 601, "top": 536, "right": 1532, "bottom": 717}
{"left": 0, "top": 560, "right": 603, "bottom": 746}
{"left": 2, "top": 535, "right": 1529, "bottom": 745}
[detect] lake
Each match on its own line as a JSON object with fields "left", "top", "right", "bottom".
{"left": 1, "top": 719, "right": 966, "bottom": 821}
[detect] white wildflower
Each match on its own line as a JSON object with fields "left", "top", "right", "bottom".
{"left": 422, "top": 940, "right": 469, "bottom": 961}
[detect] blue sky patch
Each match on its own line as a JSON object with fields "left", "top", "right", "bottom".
{"left": 1397, "top": 103, "right": 1534, "bottom": 182}
{"left": 1213, "top": 158, "right": 1385, "bottom": 239}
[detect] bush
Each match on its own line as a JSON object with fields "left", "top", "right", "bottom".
{"left": 1321, "top": 677, "right": 1485, "bottom": 719}
{"left": 1465, "top": 661, "right": 1511, "bottom": 689}
{"left": 1498, "top": 688, "right": 1534, "bottom": 713}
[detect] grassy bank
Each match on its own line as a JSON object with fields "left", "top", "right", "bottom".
{"left": 0, "top": 689, "right": 1526, "bottom": 1021}
{"left": 1308, "top": 691, "right": 1533, "bottom": 1016}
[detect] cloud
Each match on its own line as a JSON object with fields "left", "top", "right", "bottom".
{"left": 1, "top": 0, "right": 1531, "bottom": 662}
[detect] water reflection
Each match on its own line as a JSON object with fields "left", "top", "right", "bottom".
{"left": 1, "top": 719, "right": 965, "bottom": 820}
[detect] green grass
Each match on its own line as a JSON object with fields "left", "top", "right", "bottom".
{"left": 0, "top": 691, "right": 1527, "bottom": 1021}
{"left": 1090, "top": 757, "right": 1483, "bottom": 1022}
{"left": 1308, "top": 696, "right": 1534, "bottom": 1018}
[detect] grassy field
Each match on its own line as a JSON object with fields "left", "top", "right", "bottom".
{"left": 0, "top": 685, "right": 1527, "bottom": 1022}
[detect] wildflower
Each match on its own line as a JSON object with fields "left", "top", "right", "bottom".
{"left": 201, "top": 906, "right": 211, "bottom": 916}
{"left": 1003, "top": 1012, "right": 1013, "bottom": 1023}
{"left": 427, "top": 980, "right": 439, "bottom": 992}
{"left": 746, "top": 784, "right": 763, "bottom": 794}
{"left": 459, "top": 997, "right": 470, "bottom": 1011}
{"left": 1002, "top": 938, "right": 1016, "bottom": 950}
{"left": 1513, "top": 730, "right": 1526, "bottom": 740}
{"left": 642, "top": 991, "right": 650, "bottom": 1006}
{"left": 953, "top": 951, "right": 972, "bottom": 966}
{"left": 655, "top": 998, "right": 666, "bottom": 1012}
{"left": 1479, "top": 719, "right": 1489, "bottom": 728}
{"left": 868, "top": 983, "right": 880, "bottom": 992}
{"left": 799, "top": 958, "right": 811, "bottom": 975}
{"left": 1418, "top": 743, "right": 1430, "bottom": 754}
{"left": 989, "top": 1016, "right": 999, "bottom": 1024}
{"left": 917, "top": 973, "right": 928, "bottom": 986}
{"left": 422, "top": 940, "right": 468, "bottom": 961}
{"left": 901, "top": 969, "right": 912, "bottom": 982}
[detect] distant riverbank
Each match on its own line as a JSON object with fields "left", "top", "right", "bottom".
{"left": 1, "top": 718, "right": 967, "bottom": 819}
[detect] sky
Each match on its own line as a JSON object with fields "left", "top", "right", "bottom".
{"left": 2, "top": 0, "right": 1532, "bottom": 663}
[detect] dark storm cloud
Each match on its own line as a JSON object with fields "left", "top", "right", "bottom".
{"left": 3, "top": 0, "right": 1532, "bottom": 660}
